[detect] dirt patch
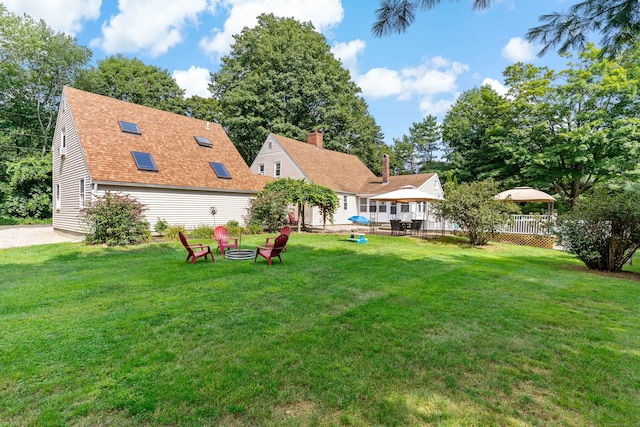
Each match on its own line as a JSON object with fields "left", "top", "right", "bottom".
{"left": 563, "top": 264, "right": 640, "bottom": 282}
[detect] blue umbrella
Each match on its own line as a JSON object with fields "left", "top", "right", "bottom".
{"left": 348, "top": 215, "right": 370, "bottom": 225}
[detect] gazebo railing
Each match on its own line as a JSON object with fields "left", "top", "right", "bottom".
{"left": 498, "top": 214, "right": 555, "bottom": 235}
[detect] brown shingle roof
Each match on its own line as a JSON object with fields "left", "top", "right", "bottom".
{"left": 271, "top": 133, "right": 436, "bottom": 195}
{"left": 64, "top": 86, "right": 265, "bottom": 192}
{"left": 271, "top": 133, "right": 377, "bottom": 193}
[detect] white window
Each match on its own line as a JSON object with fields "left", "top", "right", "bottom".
{"left": 61, "top": 127, "right": 66, "bottom": 149}
{"left": 343, "top": 195, "right": 348, "bottom": 210}
{"left": 359, "top": 197, "right": 368, "bottom": 213}
{"left": 258, "top": 164, "right": 265, "bottom": 175}
{"left": 274, "top": 161, "right": 281, "bottom": 177}
{"left": 379, "top": 203, "right": 387, "bottom": 213}
{"left": 55, "top": 184, "right": 61, "bottom": 210}
{"left": 390, "top": 202, "right": 397, "bottom": 215}
{"left": 401, "top": 203, "right": 410, "bottom": 213}
{"left": 79, "top": 178, "right": 85, "bottom": 207}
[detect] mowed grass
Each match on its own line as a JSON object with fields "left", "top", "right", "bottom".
{"left": 1, "top": 233, "right": 639, "bottom": 426}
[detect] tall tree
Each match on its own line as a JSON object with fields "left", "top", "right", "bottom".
{"left": 504, "top": 44, "right": 640, "bottom": 210}
{"left": 391, "top": 114, "right": 441, "bottom": 175}
{"left": 441, "top": 85, "right": 515, "bottom": 184}
{"left": 74, "top": 55, "right": 185, "bottom": 113}
{"left": 0, "top": 4, "right": 91, "bottom": 156}
{"left": 373, "top": 0, "right": 640, "bottom": 58}
{"left": 211, "top": 14, "right": 385, "bottom": 169}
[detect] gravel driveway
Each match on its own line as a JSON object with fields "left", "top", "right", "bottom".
{"left": 0, "top": 225, "right": 82, "bottom": 249}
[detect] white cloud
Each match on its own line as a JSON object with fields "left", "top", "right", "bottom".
{"left": 92, "top": 0, "right": 208, "bottom": 57}
{"left": 331, "top": 39, "right": 366, "bottom": 77}
{"left": 357, "top": 68, "right": 403, "bottom": 99}
{"left": 482, "top": 78, "right": 509, "bottom": 96}
{"left": 200, "top": 0, "right": 344, "bottom": 58}
{"left": 2, "top": 0, "right": 101, "bottom": 35}
{"left": 357, "top": 57, "right": 469, "bottom": 101}
{"left": 173, "top": 66, "right": 212, "bottom": 98}
{"left": 418, "top": 98, "right": 454, "bottom": 117}
{"left": 501, "top": 37, "right": 538, "bottom": 62}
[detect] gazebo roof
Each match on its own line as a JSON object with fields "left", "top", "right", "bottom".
{"left": 495, "top": 187, "right": 555, "bottom": 203}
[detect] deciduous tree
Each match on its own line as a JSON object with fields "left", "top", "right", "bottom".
{"left": 74, "top": 54, "right": 185, "bottom": 113}
{"left": 211, "top": 14, "right": 385, "bottom": 169}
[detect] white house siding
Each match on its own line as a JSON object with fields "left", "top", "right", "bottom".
{"left": 52, "top": 95, "right": 92, "bottom": 234}
{"left": 250, "top": 135, "right": 304, "bottom": 179}
{"left": 96, "top": 185, "right": 254, "bottom": 230}
{"left": 303, "top": 192, "right": 359, "bottom": 227}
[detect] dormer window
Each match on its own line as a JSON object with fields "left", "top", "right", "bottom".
{"left": 119, "top": 121, "right": 141, "bottom": 135}
{"left": 194, "top": 136, "right": 212, "bottom": 147}
{"left": 210, "top": 162, "right": 231, "bottom": 179}
{"left": 131, "top": 151, "right": 157, "bottom": 171}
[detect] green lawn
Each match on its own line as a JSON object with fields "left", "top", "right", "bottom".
{"left": 1, "top": 234, "right": 639, "bottom": 426}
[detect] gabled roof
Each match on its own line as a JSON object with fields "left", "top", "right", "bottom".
{"left": 270, "top": 133, "right": 436, "bottom": 195}
{"left": 63, "top": 86, "right": 268, "bottom": 192}
{"left": 270, "top": 133, "right": 377, "bottom": 193}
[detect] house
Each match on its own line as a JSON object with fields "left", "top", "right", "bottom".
{"left": 250, "top": 131, "right": 444, "bottom": 228}
{"left": 52, "top": 86, "right": 269, "bottom": 234}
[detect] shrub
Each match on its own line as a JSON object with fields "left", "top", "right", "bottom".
{"left": 432, "top": 179, "right": 520, "bottom": 246}
{"left": 224, "top": 220, "right": 243, "bottom": 237}
{"left": 83, "top": 192, "right": 150, "bottom": 246}
{"left": 154, "top": 218, "right": 169, "bottom": 235}
{"left": 191, "top": 225, "right": 214, "bottom": 239}
{"left": 245, "top": 191, "right": 289, "bottom": 232}
{"left": 1, "top": 154, "right": 52, "bottom": 219}
{"left": 556, "top": 186, "right": 640, "bottom": 272}
{"left": 165, "top": 225, "right": 186, "bottom": 241}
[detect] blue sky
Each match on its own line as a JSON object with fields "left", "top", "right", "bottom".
{"left": 5, "top": 0, "right": 577, "bottom": 146}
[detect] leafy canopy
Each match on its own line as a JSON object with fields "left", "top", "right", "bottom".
{"left": 432, "top": 179, "right": 520, "bottom": 246}
{"left": 211, "top": 14, "right": 385, "bottom": 170}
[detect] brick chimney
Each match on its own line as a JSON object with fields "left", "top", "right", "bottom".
{"left": 382, "top": 153, "right": 390, "bottom": 183}
{"left": 307, "top": 130, "right": 323, "bottom": 149}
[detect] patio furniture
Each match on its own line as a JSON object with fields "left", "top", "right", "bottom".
{"left": 255, "top": 234, "right": 289, "bottom": 266}
{"left": 410, "top": 219, "right": 423, "bottom": 236}
{"left": 390, "top": 220, "right": 406, "bottom": 236}
{"left": 265, "top": 226, "right": 291, "bottom": 251}
{"left": 287, "top": 212, "right": 299, "bottom": 226}
{"left": 179, "top": 232, "right": 214, "bottom": 264}
{"left": 214, "top": 226, "right": 238, "bottom": 255}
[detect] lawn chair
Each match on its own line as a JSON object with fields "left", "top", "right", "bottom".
{"left": 214, "top": 226, "right": 238, "bottom": 255}
{"left": 287, "top": 212, "right": 299, "bottom": 226}
{"left": 255, "top": 234, "right": 289, "bottom": 266}
{"left": 390, "top": 220, "right": 406, "bottom": 236}
{"left": 265, "top": 225, "right": 291, "bottom": 251}
{"left": 179, "top": 232, "right": 214, "bottom": 264}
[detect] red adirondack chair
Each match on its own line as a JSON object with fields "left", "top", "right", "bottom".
{"left": 179, "top": 232, "right": 214, "bottom": 264}
{"left": 287, "top": 212, "right": 299, "bottom": 226}
{"left": 214, "top": 226, "right": 238, "bottom": 255}
{"left": 255, "top": 234, "right": 289, "bottom": 266}
{"left": 265, "top": 225, "right": 291, "bottom": 251}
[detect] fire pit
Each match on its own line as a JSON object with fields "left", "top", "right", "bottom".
{"left": 225, "top": 249, "right": 256, "bottom": 260}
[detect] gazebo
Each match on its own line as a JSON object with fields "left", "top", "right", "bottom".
{"left": 495, "top": 186, "right": 555, "bottom": 215}
{"left": 494, "top": 186, "right": 556, "bottom": 248}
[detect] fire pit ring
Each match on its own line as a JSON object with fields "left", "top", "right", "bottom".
{"left": 225, "top": 249, "right": 256, "bottom": 260}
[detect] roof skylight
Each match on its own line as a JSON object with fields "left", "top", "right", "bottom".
{"left": 194, "top": 136, "right": 212, "bottom": 147}
{"left": 210, "top": 162, "right": 231, "bottom": 179}
{"left": 132, "top": 151, "right": 157, "bottom": 171}
{"left": 119, "top": 121, "right": 141, "bottom": 134}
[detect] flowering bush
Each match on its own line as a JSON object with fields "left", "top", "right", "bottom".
{"left": 83, "top": 192, "right": 150, "bottom": 246}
